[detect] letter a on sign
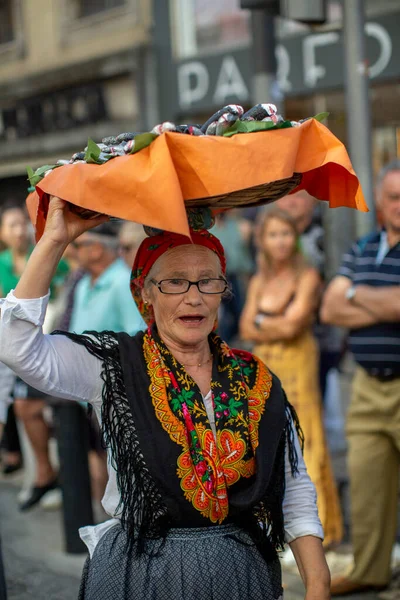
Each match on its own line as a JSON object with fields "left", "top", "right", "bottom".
{"left": 213, "top": 56, "right": 250, "bottom": 104}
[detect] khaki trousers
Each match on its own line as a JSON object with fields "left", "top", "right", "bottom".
{"left": 347, "top": 367, "right": 400, "bottom": 586}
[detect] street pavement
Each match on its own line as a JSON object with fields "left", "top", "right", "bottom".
{"left": 0, "top": 475, "right": 384, "bottom": 600}
{"left": 0, "top": 480, "right": 84, "bottom": 600}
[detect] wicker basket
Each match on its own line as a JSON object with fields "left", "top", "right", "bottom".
{"left": 185, "top": 173, "right": 302, "bottom": 210}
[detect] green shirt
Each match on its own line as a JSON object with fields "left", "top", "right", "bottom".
{"left": 0, "top": 247, "right": 69, "bottom": 299}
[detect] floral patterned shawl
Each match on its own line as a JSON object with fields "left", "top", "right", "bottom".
{"left": 55, "top": 325, "right": 303, "bottom": 563}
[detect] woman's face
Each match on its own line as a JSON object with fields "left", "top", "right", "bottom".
{"left": 261, "top": 217, "right": 296, "bottom": 263}
{"left": 142, "top": 245, "right": 223, "bottom": 348}
{"left": 0, "top": 208, "right": 30, "bottom": 253}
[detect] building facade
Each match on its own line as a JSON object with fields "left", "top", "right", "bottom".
{"left": 154, "top": 0, "right": 400, "bottom": 175}
{"left": 0, "top": 0, "right": 153, "bottom": 202}
{"left": 152, "top": 0, "right": 400, "bottom": 270}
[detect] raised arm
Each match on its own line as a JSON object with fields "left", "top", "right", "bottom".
{"left": 0, "top": 197, "right": 109, "bottom": 404}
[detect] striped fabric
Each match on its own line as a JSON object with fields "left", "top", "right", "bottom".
{"left": 338, "top": 231, "right": 400, "bottom": 376}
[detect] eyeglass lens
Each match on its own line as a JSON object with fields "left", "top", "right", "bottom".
{"left": 158, "top": 279, "right": 226, "bottom": 294}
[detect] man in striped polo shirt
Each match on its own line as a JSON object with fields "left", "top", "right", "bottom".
{"left": 321, "top": 159, "right": 400, "bottom": 596}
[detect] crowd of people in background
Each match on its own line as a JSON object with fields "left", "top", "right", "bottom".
{"left": 0, "top": 158, "right": 399, "bottom": 596}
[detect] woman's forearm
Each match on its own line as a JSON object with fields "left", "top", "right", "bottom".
{"left": 239, "top": 320, "right": 264, "bottom": 343}
{"left": 259, "top": 313, "right": 315, "bottom": 341}
{"left": 290, "top": 535, "right": 331, "bottom": 598}
{"left": 14, "top": 237, "right": 68, "bottom": 300}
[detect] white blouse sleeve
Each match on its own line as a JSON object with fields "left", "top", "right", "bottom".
{"left": 283, "top": 423, "right": 324, "bottom": 543}
{"left": 0, "top": 290, "right": 103, "bottom": 407}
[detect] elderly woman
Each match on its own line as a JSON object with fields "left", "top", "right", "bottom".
{"left": 0, "top": 198, "right": 330, "bottom": 600}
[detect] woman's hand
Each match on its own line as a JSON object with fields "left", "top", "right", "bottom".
{"left": 42, "top": 196, "right": 109, "bottom": 247}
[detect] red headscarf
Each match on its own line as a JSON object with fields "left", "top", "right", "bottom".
{"left": 131, "top": 230, "right": 226, "bottom": 324}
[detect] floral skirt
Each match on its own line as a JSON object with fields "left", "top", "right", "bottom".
{"left": 78, "top": 523, "right": 283, "bottom": 600}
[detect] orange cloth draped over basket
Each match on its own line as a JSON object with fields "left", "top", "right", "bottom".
{"left": 26, "top": 118, "right": 368, "bottom": 240}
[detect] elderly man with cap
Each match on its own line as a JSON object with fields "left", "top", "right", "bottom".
{"left": 69, "top": 222, "right": 145, "bottom": 336}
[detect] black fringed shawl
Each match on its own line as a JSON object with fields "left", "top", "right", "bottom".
{"left": 53, "top": 327, "right": 303, "bottom": 562}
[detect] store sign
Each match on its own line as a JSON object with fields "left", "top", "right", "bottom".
{"left": 279, "top": 19, "right": 394, "bottom": 92}
{"left": 0, "top": 83, "right": 107, "bottom": 140}
{"left": 173, "top": 11, "right": 400, "bottom": 113}
{"left": 178, "top": 55, "right": 250, "bottom": 110}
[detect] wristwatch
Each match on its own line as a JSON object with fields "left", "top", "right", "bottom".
{"left": 345, "top": 285, "right": 357, "bottom": 301}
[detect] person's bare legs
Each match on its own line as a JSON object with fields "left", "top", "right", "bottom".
{"left": 4, "top": 452, "right": 20, "bottom": 465}
{"left": 14, "top": 398, "right": 56, "bottom": 486}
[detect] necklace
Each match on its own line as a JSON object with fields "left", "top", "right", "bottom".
{"left": 181, "top": 355, "right": 213, "bottom": 368}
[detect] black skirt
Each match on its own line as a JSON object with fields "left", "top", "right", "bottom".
{"left": 78, "top": 523, "right": 283, "bottom": 600}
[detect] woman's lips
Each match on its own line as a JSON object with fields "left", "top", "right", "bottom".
{"left": 179, "top": 316, "right": 205, "bottom": 326}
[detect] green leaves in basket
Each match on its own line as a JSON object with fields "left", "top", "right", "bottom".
{"left": 27, "top": 164, "right": 57, "bottom": 187}
{"left": 127, "top": 132, "right": 157, "bottom": 154}
{"left": 313, "top": 112, "right": 329, "bottom": 122}
{"left": 223, "top": 112, "right": 330, "bottom": 138}
{"left": 85, "top": 138, "right": 102, "bottom": 164}
{"left": 223, "top": 119, "right": 294, "bottom": 137}
{"left": 26, "top": 166, "right": 35, "bottom": 185}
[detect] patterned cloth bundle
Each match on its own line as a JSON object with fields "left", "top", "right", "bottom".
{"left": 26, "top": 101, "right": 367, "bottom": 241}
{"left": 27, "top": 103, "right": 308, "bottom": 188}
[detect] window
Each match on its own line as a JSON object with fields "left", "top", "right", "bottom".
{"left": 174, "top": 0, "right": 251, "bottom": 58}
{"left": 194, "top": 0, "right": 250, "bottom": 53}
{"left": 0, "top": 0, "right": 14, "bottom": 45}
{"left": 79, "top": 0, "right": 125, "bottom": 18}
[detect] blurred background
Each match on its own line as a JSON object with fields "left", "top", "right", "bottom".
{"left": 1, "top": 0, "right": 399, "bottom": 252}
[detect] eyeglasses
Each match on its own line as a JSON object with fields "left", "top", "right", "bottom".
{"left": 150, "top": 278, "right": 228, "bottom": 295}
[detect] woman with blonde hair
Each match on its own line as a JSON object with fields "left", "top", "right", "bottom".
{"left": 240, "top": 206, "right": 343, "bottom": 547}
